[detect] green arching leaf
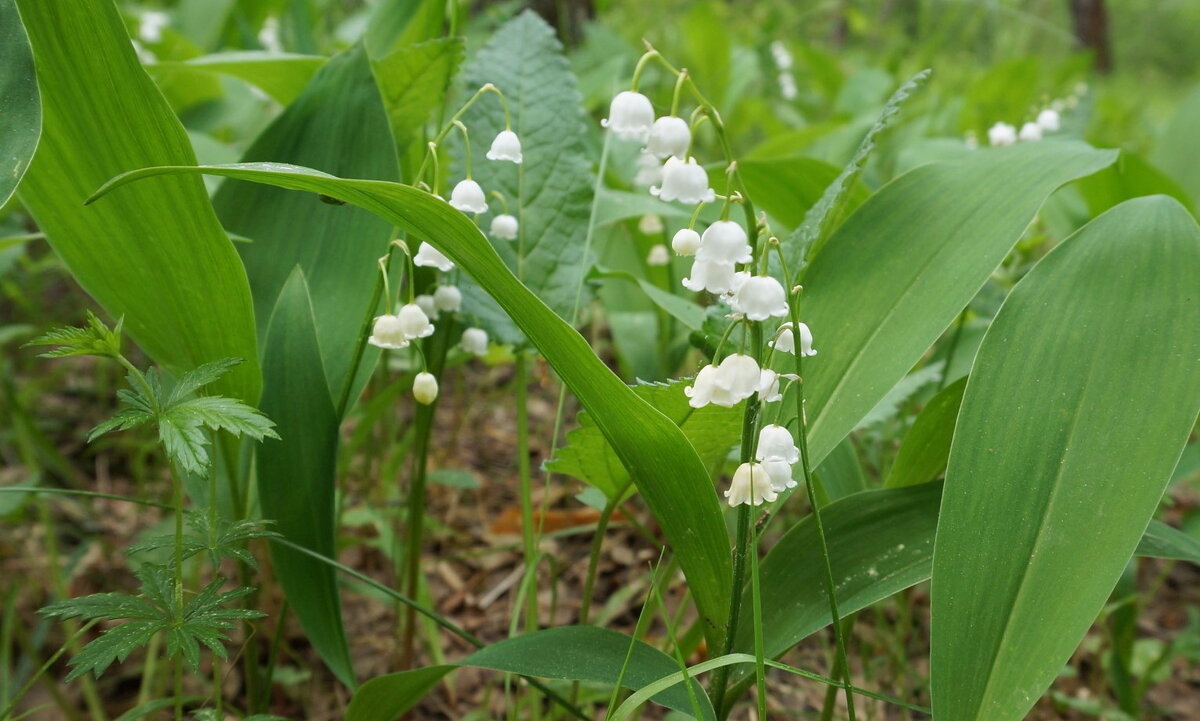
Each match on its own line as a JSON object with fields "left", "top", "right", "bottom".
{"left": 591, "top": 266, "right": 706, "bottom": 331}
{"left": 1137, "top": 521, "right": 1200, "bottom": 564}
{"left": 370, "top": 37, "right": 463, "bottom": 168}
{"left": 884, "top": 377, "right": 966, "bottom": 489}
{"left": 212, "top": 43, "right": 397, "bottom": 409}
{"left": 798, "top": 142, "right": 1117, "bottom": 472}
{"left": 1151, "top": 84, "right": 1200, "bottom": 207}
{"left": 546, "top": 379, "right": 743, "bottom": 502}
{"left": 852, "top": 361, "right": 944, "bottom": 431}
{"left": 15, "top": 0, "right": 259, "bottom": 404}
{"left": 813, "top": 437, "right": 866, "bottom": 503}
{"left": 148, "top": 51, "right": 327, "bottom": 105}
{"left": 90, "top": 162, "right": 735, "bottom": 652}
{"left": 593, "top": 188, "right": 694, "bottom": 228}
{"left": 0, "top": 0, "right": 39, "bottom": 207}
{"left": 735, "top": 156, "right": 868, "bottom": 232}
{"left": 347, "top": 626, "right": 715, "bottom": 721}
{"left": 1075, "top": 151, "right": 1194, "bottom": 217}
{"left": 257, "top": 269, "right": 355, "bottom": 686}
{"left": 456, "top": 10, "right": 595, "bottom": 345}
{"left": 931, "top": 196, "right": 1200, "bottom": 721}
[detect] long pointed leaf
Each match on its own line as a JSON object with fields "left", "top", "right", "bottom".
{"left": 0, "top": 0, "right": 39, "bottom": 207}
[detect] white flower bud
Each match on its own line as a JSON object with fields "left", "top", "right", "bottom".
{"left": 756, "top": 424, "right": 800, "bottom": 464}
{"left": 778, "top": 72, "right": 798, "bottom": 101}
{"left": 696, "top": 221, "right": 752, "bottom": 264}
{"left": 601, "top": 90, "right": 655, "bottom": 142}
{"left": 138, "top": 11, "right": 168, "bottom": 43}
{"left": 770, "top": 41, "right": 794, "bottom": 70}
{"left": 413, "top": 372, "right": 438, "bottom": 405}
{"left": 449, "top": 179, "right": 488, "bottom": 214}
{"left": 770, "top": 321, "right": 817, "bottom": 357}
{"left": 987, "top": 122, "right": 1017, "bottom": 147}
{"left": 646, "top": 116, "right": 691, "bottom": 159}
{"left": 634, "top": 151, "right": 663, "bottom": 187}
{"left": 729, "top": 273, "right": 789, "bottom": 321}
{"left": 671, "top": 228, "right": 702, "bottom": 256}
{"left": 414, "top": 294, "right": 438, "bottom": 320}
{"left": 1036, "top": 109, "right": 1060, "bottom": 133}
{"left": 460, "top": 327, "right": 489, "bottom": 356}
{"left": 1018, "top": 122, "right": 1043, "bottom": 142}
{"left": 646, "top": 244, "right": 670, "bottom": 266}
{"left": 681, "top": 257, "right": 738, "bottom": 295}
{"left": 486, "top": 129, "right": 523, "bottom": 164}
{"left": 433, "top": 285, "right": 462, "bottom": 313}
{"left": 414, "top": 242, "right": 455, "bottom": 271}
{"left": 762, "top": 458, "right": 796, "bottom": 492}
{"left": 368, "top": 314, "right": 409, "bottom": 350}
{"left": 651, "top": 156, "right": 715, "bottom": 205}
{"left": 725, "top": 462, "right": 777, "bottom": 507}
{"left": 396, "top": 303, "right": 435, "bottom": 340}
{"left": 490, "top": 214, "right": 519, "bottom": 241}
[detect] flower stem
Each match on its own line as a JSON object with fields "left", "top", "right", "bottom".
{"left": 170, "top": 464, "right": 185, "bottom": 721}
{"left": 514, "top": 353, "right": 539, "bottom": 631}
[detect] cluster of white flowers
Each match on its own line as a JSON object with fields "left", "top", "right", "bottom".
{"left": 770, "top": 41, "right": 798, "bottom": 101}
{"left": 445, "top": 126, "right": 524, "bottom": 244}
{"left": 983, "top": 104, "right": 1067, "bottom": 148}
{"left": 725, "top": 424, "right": 803, "bottom": 506}
{"left": 603, "top": 91, "right": 714, "bottom": 205}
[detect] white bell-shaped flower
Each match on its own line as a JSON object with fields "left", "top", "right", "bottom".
{"left": 490, "top": 214, "right": 519, "bottom": 241}
{"left": 757, "top": 369, "right": 784, "bottom": 402}
{"left": 725, "top": 462, "right": 778, "bottom": 507}
{"left": 634, "top": 152, "right": 663, "bottom": 187}
{"left": 762, "top": 459, "right": 797, "bottom": 492}
{"left": 684, "top": 365, "right": 723, "bottom": 408}
{"left": 414, "top": 294, "right": 438, "bottom": 320}
{"left": 1036, "top": 109, "right": 1060, "bottom": 133}
{"left": 601, "top": 91, "right": 655, "bottom": 142}
{"left": 449, "top": 179, "right": 488, "bottom": 213}
{"left": 671, "top": 228, "right": 702, "bottom": 256}
{"left": 646, "top": 244, "right": 670, "bottom": 267}
{"left": 716, "top": 353, "right": 762, "bottom": 399}
{"left": 460, "top": 327, "right": 489, "bottom": 356}
{"left": 638, "top": 214, "right": 664, "bottom": 234}
{"left": 368, "top": 314, "right": 408, "bottom": 350}
{"left": 651, "top": 156, "right": 715, "bottom": 205}
{"left": 756, "top": 424, "right": 799, "bottom": 464}
{"left": 433, "top": 285, "right": 462, "bottom": 313}
{"left": 778, "top": 72, "right": 798, "bottom": 101}
{"left": 729, "top": 273, "right": 789, "bottom": 321}
{"left": 770, "top": 321, "right": 817, "bottom": 357}
{"left": 988, "top": 122, "right": 1017, "bottom": 147}
{"left": 770, "top": 41, "right": 794, "bottom": 70}
{"left": 414, "top": 242, "right": 455, "bottom": 271}
{"left": 486, "top": 130, "right": 523, "bottom": 164}
{"left": 696, "top": 221, "right": 752, "bottom": 264}
{"left": 682, "top": 257, "right": 737, "bottom": 295}
{"left": 396, "top": 303, "right": 435, "bottom": 340}
{"left": 646, "top": 117, "right": 691, "bottom": 159}
{"left": 139, "top": 11, "right": 169, "bottom": 42}
{"left": 1018, "top": 122, "right": 1043, "bottom": 142}
{"left": 413, "top": 372, "right": 439, "bottom": 405}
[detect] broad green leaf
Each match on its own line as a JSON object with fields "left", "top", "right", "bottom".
{"left": 592, "top": 266, "right": 706, "bottom": 331}
{"left": 456, "top": 10, "right": 594, "bottom": 345}
{"left": 91, "top": 162, "right": 734, "bottom": 651}
{"left": 813, "top": 437, "right": 866, "bottom": 503}
{"left": 16, "top": 0, "right": 259, "bottom": 403}
{"left": 257, "top": 269, "right": 354, "bottom": 686}
{"left": 546, "top": 380, "right": 742, "bottom": 501}
{"left": 735, "top": 157, "right": 866, "bottom": 231}
{"left": 931, "top": 196, "right": 1200, "bottom": 721}
{"left": 799, "top": 142, "right": 1116, "bottom": 471}
{"left": 347, "top": 626, "right": 714, "bottom": 721}
{"left": 852, "top": 361, "right": 943, "bottom": 431}
{"left": 594, "top": 188, "right": 693, "bottom": 227}
{"left": 149, "top": 51, "right": 327, "bottom": 105}
{"left": 1151, "top": 84, "right": 1200, "bottom": 206}
{"left": 212, "top": 43, "right": 397, "bottom": 408}
{"left": 0, "top": 0, "right": 39, "bottom": 207}
{"left": 884, "top": 377, "right": 966, "bottom": 489}
{"left": 1137, "top": 521, "right": 1200, "bottom": 564}
{"left": 371, "top": 38, "right": 463, "bottom": 167}
{"left": 1074, "top": 151, "right": 1193, "bottom": 217}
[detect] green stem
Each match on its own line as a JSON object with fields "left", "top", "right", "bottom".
{"left": 514, "top": 354, "right": 538, "bottom": 632}
{"left": 578, "top": 499, "right": 618, "bottom": 626}
{"left": 171, "top": 466, "right": 185, "bottom": 721}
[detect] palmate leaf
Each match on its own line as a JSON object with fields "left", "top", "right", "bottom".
{"left": 165, "top": 396, "right": 280, "bottom": 441}
{"left": 128, "top": 512, "right": 278, "bottom": 570}
{"left": 165, "top": 357, "right": 247, "bottom": 407}
{"left": 24, "top": 311, "right": 122, "bottom": 359}
{"left": 65, "top": 620, "right": 163, "bottom": 682}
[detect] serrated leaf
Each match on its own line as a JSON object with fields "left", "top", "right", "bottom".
{"left": 165, "top": 357, "right": 245, "bottom": 407}
{"left": 24, "top": 311, "right": 122, "bottom": 359}
{"left": 158, "top": 414, "right": 211, "bottom": 476}
{"left": 65, "top": 620, "right": 163, "bottom": 681}
{"left": 165, "top": 395, "right": 279, "bottom": 441}
{"left": 40, "top": 592, "right": 161, "bottom": 622}
{"left": 88, "top": 407, "right": 154, "bottom": 442}
{"left": 457, "top": 10, "right": 594, "bottom": 345}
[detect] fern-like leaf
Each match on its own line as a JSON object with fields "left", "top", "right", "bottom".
{"left": 23, "top": 311, "right": 123, "bottom": 359}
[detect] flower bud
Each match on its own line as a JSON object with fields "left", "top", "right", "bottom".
{"left": 396, "top": 303, "right": 435, "bottom": 340}
{"left": 490, "top": 214, "right": 519, "bottom": 241}
{"left": 671, "top": 228, "right": 702, "bottom": 256}
{"left": 460, "top": 327, "right": 489, "bottom": 356}
{"left": 413, "top": 372, "right": 438, "bottom": 405}
{"left": 368, "top": 314, "right": 408, "bottom": 350}
{"left": 449, "top": 179, "right": 488, "bottom": 213}
{"left": 724, "top": 462, "right": 777, "bottom": 507}
{"left": 486, "top": 129, "right": 523, "bottom": 164}
{"left": 415, "top": 294, "right": 438, "bottom": 320}
{"left": 645, "top": 116, "right": 691, "bottom": 159}
{"left": 414, "top": 242, "right": 455, "bottom": 271}
{"left": 651, "top": 156, "right": 715, "bottom": 205}
{"left": 433, "top": 285, "right": 462, "bottom": 313}
{"left": 601, "top": 90, "right": 655, "bottom": 142}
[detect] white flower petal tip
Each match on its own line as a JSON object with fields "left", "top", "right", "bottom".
{"left": 460, "top": 327, "right": 489, "bottom": 356}
{"left": 602, "top": 91, "right": 655, "bottom": 142}
{"left": 650, "top": 156, "right": 716, "bottom": 205}
{"left": 724, "top": 462, "right": 778, "bottom": 507}
{"left": 486, "top": 130, "right": 523, "bottom": 164}
{"left": 449, "top": 179, "right": 488, "bottom": 214}
{"left": 490, "top": 214, "right": 519, "bottom": 241}
{"left": 684, "top": 354, "right": 763, "bottom": 408}
{"left": 433, "top": 285, "right": 462, "bottom": 313}
{"left": 770, "top": 322, "right": 817, "bottom": 357}
{"left": 413, "top": 242, "right": 455, "bottom": 272}
{"left": 646, "top": 116, "right": 691, "bottom": 159}
{"left": 396, "top": 303, "right": 435, "bottom": 340}
{"left": 762, "top": 459, "right": 797, "bottom": 492}
{"left": 681, "top": 257, "right": 737, "bottom": 295}
{"left": 413, "top": 372, "right": 439, "bottom": 405}
{"left": 368, "top": 315, "right": 409, "bottom": 350}
{"left": 987, "top": 122, "right": 1017, "bottom": 147}
{"left": 671, "top": 228, "right": 702, "bottom": 256}
{"left": 729, "top": 274, "right": 789, "bottom": 321}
